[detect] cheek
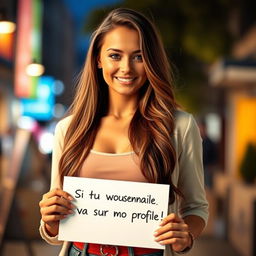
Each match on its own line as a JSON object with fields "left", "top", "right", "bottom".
{"left": 137, "top": 63, "right": 146, "bottom": 74}
{"left": 102, "top": 60, "right": 117, "bottom": 73}
{"left": 139, "top": 68, "right": 147, "bottom": 80}
{"left": 102, "top": 65, "right": 117, "bottom": 83}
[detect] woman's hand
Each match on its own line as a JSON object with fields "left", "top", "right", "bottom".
{"left": 39, "top": 188, "right": 75, "bottom": 236}
{"left": 154, "top": 213, "right": 192, "bottom": 253}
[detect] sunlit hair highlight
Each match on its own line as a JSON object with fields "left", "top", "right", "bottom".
{"left": 59, "top": 8, "right": 181, "bottom": 203}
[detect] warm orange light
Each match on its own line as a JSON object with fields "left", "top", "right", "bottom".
{"left": 0, "top": 32, "right": 14, "bottom": 60}
{"left": 235, "top": 96, "right": 256, "bottom": 175}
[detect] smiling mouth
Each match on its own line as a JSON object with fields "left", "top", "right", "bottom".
{"left": 115, "top": 77, "right": 136, "bottom": 84}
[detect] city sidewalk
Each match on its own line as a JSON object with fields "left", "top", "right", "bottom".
{"left": 2, "top": 235, "right": 241, "bottom": 256}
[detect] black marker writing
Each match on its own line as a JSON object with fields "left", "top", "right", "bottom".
{"left": 76, "top": 208, "right": 88, "bottom": 215}
{"left": 89, "top": 190, "right": 100, "bottom": 200}
{"left": 75, "top": 189, "right": 84, "bottom": 198}
{"left": 131, "top": 210, "right": 161, "bottom": 223}
{"left": 113, "top": 211, "right": 127, "bottom": 218}
{"left": 105, "top": 194, "right": 156, "bottom": 205}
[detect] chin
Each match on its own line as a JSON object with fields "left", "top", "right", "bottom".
{"left": 114, "top": 88, "right": 139, "bottom": 97}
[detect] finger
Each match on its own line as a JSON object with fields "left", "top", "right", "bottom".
{"left": 158, "top": 237, "right": 186, "bottom": 245}
{"left": 42, "top": 214, "right": 68, "bottom": 223}
{"left": 42, "top": 195, "right": 75, "bottom": 210}
{"left": 39, "top": 197, "right": 73, "bottom": 211}
{"left": 160, "top": 213, "right": 183, "bottom": 226}
{"left": 43, "top": 188, "right": 74, "bottom": 200}
{"left": 155, "top": 230, "right": 188, "bottom": 242}
{"left": 43, "top": 188, "right": 74, "bottom": 201}
{"left": 41, "top": 204, "right": 74, "bottom": 216}
{"left": 40, "top": 188, "right": 75, "bottom": 209}
{"left": 154, "top": 222, "right": 188, "bottom": 236}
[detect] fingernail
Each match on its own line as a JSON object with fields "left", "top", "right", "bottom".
{"left": 68, "top": 196, "right": 74, "bottom": 200}
{"left": 153, "top": 231, "right": 158, "bottom": 236}
{"left": 68, "top": 210, "right": 74, "bottom": 214}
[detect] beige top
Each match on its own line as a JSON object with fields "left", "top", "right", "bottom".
{"left": 80, "top": 150, "right": 147, "bottom": 182}
{"left": 39, "top": 110, "right": 209, "bottom": 256}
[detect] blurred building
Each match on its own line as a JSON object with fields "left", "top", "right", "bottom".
{"left": 0, "top": 0, "right": 75, "bottom": 253}
{"left": 209, "top": 4, "right": 256, "bottom": 256}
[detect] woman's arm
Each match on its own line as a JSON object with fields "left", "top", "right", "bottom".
{"left": 183, "top": 214, "right": 205, "bottom": 240}
{"left": 155, "top": 112, "right": 208, "bottom": 253}
{"left": 39, "top": 117, "right": 75, "bottom": 244}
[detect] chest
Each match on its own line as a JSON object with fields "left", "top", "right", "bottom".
{"left": 93, "top": 116, "right": 132, "bottom": 153}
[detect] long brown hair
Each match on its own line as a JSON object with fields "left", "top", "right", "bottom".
{"left": 59, "top": 8, "right": 181, "bottom": 203}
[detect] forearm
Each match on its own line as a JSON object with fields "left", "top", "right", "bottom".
{"left": 183, "top": 215, "right": 205, "bottom": 239}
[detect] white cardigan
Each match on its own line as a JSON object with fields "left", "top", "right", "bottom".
{"left": 39, "top": 110, "right": 209, "bottom": 256}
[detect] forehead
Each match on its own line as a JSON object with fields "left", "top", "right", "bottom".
{"left": 100, "top": 26, "right": 141, "bottom": 51}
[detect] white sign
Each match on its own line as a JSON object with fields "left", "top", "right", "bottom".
{"left": 59, "top": 177, "right": 170, "bottom": 249}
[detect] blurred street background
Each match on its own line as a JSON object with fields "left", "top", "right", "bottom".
{"left": 0, "top": 0, "right": 256, "bottom": 255}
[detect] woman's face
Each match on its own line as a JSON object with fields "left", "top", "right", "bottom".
{"left": 98, "top": 26, "right": 147, "bottom": 98}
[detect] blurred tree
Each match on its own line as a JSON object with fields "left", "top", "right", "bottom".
{"left": 83, "top": 0, "right": 234, "bottom": 112}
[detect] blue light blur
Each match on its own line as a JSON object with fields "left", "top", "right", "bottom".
{"left": 20, "top": 76, "right": 55, "bottom": 121}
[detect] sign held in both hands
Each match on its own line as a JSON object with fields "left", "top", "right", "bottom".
{"left": 59, "top": 177, "right": 170, "bottom": 249}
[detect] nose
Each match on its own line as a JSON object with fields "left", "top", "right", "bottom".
{"left": 120, "top": 57, "right": 132, "bottom": 73}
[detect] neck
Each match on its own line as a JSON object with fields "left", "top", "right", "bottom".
{"left": 107, "top": 93, "right": 138, "bottom": 119}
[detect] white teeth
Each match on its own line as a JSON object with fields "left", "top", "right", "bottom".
{"left": 116, "top": 77, "right": 134, "bottom": 82}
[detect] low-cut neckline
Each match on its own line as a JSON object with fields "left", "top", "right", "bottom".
{"left": 90, "top": 149, "right": 135, "bottom": 156}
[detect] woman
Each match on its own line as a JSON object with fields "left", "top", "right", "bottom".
{"left": 39, "top": 8, "right": 208, "bottom": 256}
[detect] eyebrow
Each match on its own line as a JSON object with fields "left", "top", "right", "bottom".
{"left": 106, "top": 48, "right": 141, "bottom": 54}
